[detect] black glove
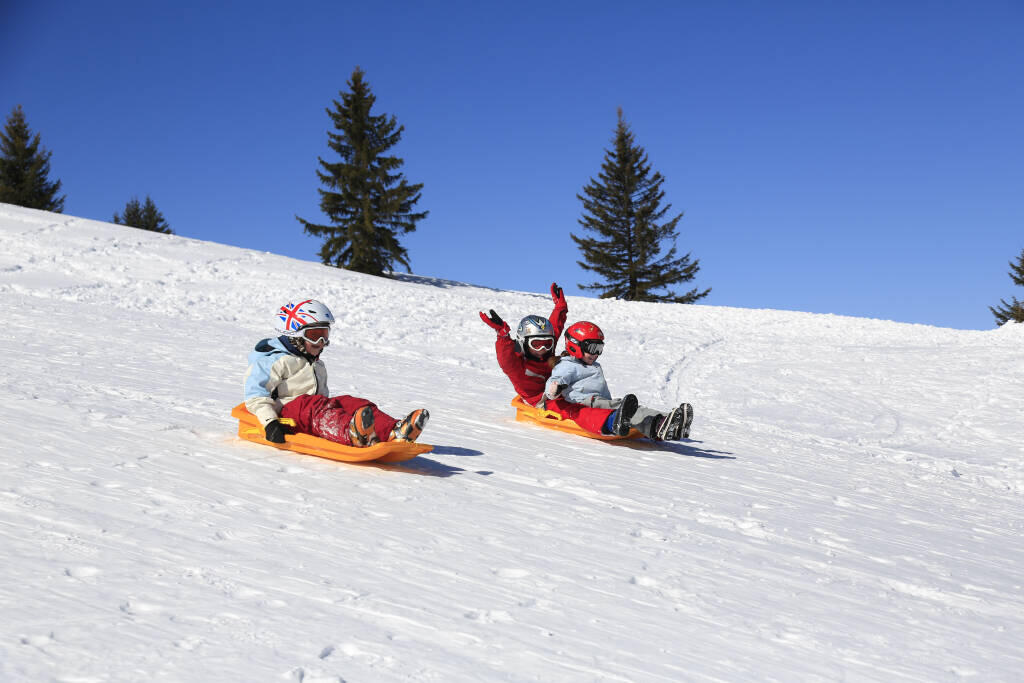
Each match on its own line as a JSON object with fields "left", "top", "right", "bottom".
{"left": 264, "top": 420, "right": 288, "bottom": 443}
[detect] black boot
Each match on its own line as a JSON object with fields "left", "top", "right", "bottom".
{"left": 657, "top": 403, "right": 694, "bottom": 441}
{"left": 677, "top": 403, "right": 694, "bottom": 439}
{"left": 610, "top": 394, "right": 638, "bottom": 436}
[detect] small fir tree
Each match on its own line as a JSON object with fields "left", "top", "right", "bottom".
{"left": 0, "top": 105, "right": 65, "bottom": 212}
{"left": 297, "top": 67, "right": 427, "bottom": 276}
{"left": 113, "top": 195, "right": 173, "bottom": 234}
{"left": 989, "top": 247, "right": 1024, "bottom": 325}
{"left": 572, "top": 109, "right": 708, "bottom": 303}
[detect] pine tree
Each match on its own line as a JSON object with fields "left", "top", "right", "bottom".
{"left": 297, "top": 67, "right": 427, "bottom": 276}
{"left": 572, "top": 109, "right": 709, "bottom": 304}
{"left": 113, "top": 195, "right": 173, "bottom": 234}
{"left": 989, "top": 248, "right": 1024, "bottom": 325}
{"left": 0, "top": 105, "right": 65, "bottom": 212}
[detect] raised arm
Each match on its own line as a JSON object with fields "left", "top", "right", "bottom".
{"left": 548, "top": 283, "right": 568, "bottom": 338}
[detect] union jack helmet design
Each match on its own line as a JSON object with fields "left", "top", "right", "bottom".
{"left": 274, "top": 299, "right": 335, "bottom": 336}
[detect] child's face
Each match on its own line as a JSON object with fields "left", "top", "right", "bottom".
{"left": 578, "top": 338, "right": 604, "bottom": 365}
{"left": 298, "top": 327, "right": 330, "bottom": 357}
{"left": 524, "top": 336, "right": 555, "bottom": 361}
{"left": 304, "top": 341, "right": 325, "bottom": 358}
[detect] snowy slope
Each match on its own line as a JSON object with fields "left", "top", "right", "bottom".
{"left": 1, "top": 203, "right": 1022, "bottom": 682}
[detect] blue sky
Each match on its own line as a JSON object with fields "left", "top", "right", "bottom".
{"left": 3, "top": 1, "right": 1021, "bottom": 329}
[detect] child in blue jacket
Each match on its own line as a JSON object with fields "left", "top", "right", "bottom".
{"left": 544, "top": 321, "right": 693, "bottom": 440}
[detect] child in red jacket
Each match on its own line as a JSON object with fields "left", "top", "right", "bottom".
{"left": 479, "top": 283, "right": 567, "bottom": 405}
{"left": 479, "top": 284, "right": 627, "bottom": 435}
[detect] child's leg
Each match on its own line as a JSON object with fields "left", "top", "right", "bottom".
{"left": 630, "top": 405, "right": 666, "bottom": 440}
{"left": 308, "top": 398, "right": 359, "bottom": 445}
{"left": 294, "top": 395, "right": 375, "bottom": 445}
{"left": 368, "top": 406, "right": 400, "bottom": 444}
{"left": 280, "top": 394, "right": 327, "bottom": 434}
{"left": 637, "top": 403, "right": 694, "bottom": 441}
{"left": 547, "top": 398, "right": 614, "bottom": 434}
{"left": 631, "top": 406, "right": 662, "bottom": 426}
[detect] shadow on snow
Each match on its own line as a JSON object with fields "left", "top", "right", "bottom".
{"left": 606, "top": 438, "right": 736, "bottom": 460}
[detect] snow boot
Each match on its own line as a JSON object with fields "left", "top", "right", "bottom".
{"left": 611, "top": 394, "right": 639, "bottom": 436}
{"left": 347, "top": 405, "right": 378, "bottom": 447}
{"left": 657, "top": 403, "right": 694, "bottom": 441}
{"left": 677, "top": 403, "right": 694, "bottom": 439}
{"left": 390, "top": 408, "right": 429, "bottom": 442}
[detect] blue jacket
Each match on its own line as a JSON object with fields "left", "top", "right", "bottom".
{"left": 547, "top": 356, "right": 612, "bottom": 404}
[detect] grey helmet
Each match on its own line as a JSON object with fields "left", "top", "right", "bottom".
{"left": 516, "top": 315, "right": 556, "bottom": 358}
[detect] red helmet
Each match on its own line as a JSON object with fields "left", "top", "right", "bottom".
{"left": 564, "top": 321, "right": 605, "bottom": 359}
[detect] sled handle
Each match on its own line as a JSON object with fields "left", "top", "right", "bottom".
{"left": 511, "top": 395, "right": 567, "bottom": 421}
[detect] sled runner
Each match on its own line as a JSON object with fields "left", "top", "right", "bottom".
{"left": 510, "top": 396, "right": 642, "bottom": 441}
{"left": 231, "top": 403, "right": 432, "bottom": 463}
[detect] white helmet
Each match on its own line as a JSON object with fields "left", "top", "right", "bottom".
{"left": 274, "top": 299, "right": 335, "bottom": 337}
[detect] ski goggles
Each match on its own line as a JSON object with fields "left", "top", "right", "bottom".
{"left": 526, "top": 336, "right": 555, "bottom": 353}
{"left": 580, "top": 340, "right": 604, "bottom": 355}
{"left": 297, "top": 325, "right": 330, "bottom": 346}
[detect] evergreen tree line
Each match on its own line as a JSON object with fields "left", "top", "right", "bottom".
{"left": 1, "top": 69, "right": 707, "bottom": 306}
{"left": 3, "top": 72, "right": 1021, "bottom": 323}
{"left": 297, "top": 67, "right": 707, "bottom": 302}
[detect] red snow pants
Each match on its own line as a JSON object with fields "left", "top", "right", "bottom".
{"left": 544, "top": 397, "right": 615, "bottom": 435}
{"left": 282, "top": 394, "right": 399, "bottom": 446}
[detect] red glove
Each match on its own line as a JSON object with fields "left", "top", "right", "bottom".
{"left": 551, "top": 282, "right": 566, "bottom": 308}
{"left": 479, "top": 309, "right": 511, "bottom": 335}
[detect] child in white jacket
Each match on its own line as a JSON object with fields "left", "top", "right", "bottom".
{"left": 244, "top": 299, "right": 428, "bottom": 446}
{"left": 544, "top": 321, "right": 693, "bottom": 441}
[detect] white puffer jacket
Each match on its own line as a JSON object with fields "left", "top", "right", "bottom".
{"left": 243, "top": 336, "right": 328, "bottom": 426}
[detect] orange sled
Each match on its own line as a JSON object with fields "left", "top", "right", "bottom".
{"left": 231, "top": 403, "right": 432, "bottom": 464}
{"left": 510, "top": 396, "right": 643, "bottom": 441}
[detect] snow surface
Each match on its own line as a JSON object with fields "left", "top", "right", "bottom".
{"left": 1, "top": 202, "right": 1022, "bottom": 682}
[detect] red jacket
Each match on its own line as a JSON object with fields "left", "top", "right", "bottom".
{"left": 495, "top": 301, "right": 568, "bottom": 405}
